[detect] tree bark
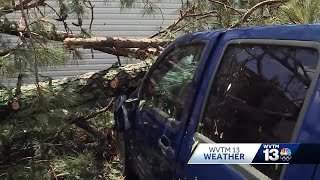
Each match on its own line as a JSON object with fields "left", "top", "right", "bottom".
{"left": 63, "top": 37, "right": 171, "bottom": 49}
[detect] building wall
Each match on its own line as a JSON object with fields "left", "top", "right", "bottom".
{"left": 1, "top": 0, "right": 182, "bottom": 86}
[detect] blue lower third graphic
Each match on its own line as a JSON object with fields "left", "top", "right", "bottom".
{"left": 188, "top": 143, "right": 320, "bottom": 164}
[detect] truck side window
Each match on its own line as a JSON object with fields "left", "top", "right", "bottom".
{"left": 198, "top": 43, "right": 319, "bottom": 179}
{"left": 142, "top": 42, "right": 206, "bottom": 121}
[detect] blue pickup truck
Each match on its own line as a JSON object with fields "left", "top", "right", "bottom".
{"left": 114, "top": 24, "right": 320, "bottom": 180}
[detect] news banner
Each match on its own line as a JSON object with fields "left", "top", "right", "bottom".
{"left": 188, "top": 143, "right": 320, "bottom": 164}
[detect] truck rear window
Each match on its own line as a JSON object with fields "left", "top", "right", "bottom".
{"left": 198, "top": 43, "right": 319, "bottom": 179}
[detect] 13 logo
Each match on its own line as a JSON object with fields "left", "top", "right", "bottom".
{"left": 263, "top": 148, "right": 292, "bottom": 162}
{"left": 263, "top": 149, "right": 279, "bottom": 161}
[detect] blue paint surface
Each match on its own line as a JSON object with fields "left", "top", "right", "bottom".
{"left": 115, "top": 24, "right": 320, "bottom": 180}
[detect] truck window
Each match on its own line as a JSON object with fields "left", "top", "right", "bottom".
{"left": 197, "top": 43, "right": 319, "bottom": 179}
{"left": 142, "top": 42, "right": 206, "bottom": 121}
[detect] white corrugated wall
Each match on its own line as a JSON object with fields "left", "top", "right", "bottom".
{"left": 1, "top": 0, "right": 182, "bottom": 86}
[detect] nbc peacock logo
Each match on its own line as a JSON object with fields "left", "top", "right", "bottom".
{"left": 280, "top": 148, "right": 292, "bottom": 161}
{"left": 280, "top": 148, "right": 292, "bottom": 156}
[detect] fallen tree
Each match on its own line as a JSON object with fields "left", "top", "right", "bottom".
{"left": 0, "top": 59, "right": 153, "bottom": 120}
{"left": 0, "top": 2, "right": 169, "bottom": 177}
{"left": 0, "top": 59, "right": 153, "bottom": 179}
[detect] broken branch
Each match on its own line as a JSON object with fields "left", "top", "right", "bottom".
{"left": 230, "top": 0, "right": 284, "bottom": 28}
{"left": 150, "top": 6, "right": 196, "bottom": 38}
{"left": 69, "top": 98, "right": 115, "bottom": 138}
{"left": 208, "top": 0, "right": 246, "bottom": 15}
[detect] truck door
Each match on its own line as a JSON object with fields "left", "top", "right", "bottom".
{"left": 176, "top": 26, "right": 320, "bottom": 180}
{"left": 127, "top": 34, "right": 220, "bottom": 180}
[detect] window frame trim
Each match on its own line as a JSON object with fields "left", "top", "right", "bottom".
{"left": 136, "top": 40, "right": 209, "bottom": 124}
{"left": 137, "top": 40, "right": 209, "bottom": 99}
{"left": 196, "top": 39, "right": 320, "bottom": 180}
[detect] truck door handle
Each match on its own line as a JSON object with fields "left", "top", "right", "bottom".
{"left": 158, "top": 135, "right": 174, "bottom": 158}
{"left": 159, "top": 135, "right": 170, "bottom": 149}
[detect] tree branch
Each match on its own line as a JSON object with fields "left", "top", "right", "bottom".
{"left": 208, "top": 0, "right": 246, "bottom": 15}
{"left": 44, "top": 2, "right": 71, "bottom": 34}
{"left": 69, "top": 98, "right": 115, "bottom": 138}
{"left": 150, "top": 0, "right": 243, "bottom": 34}
{"left": 83, "top": 97, "right": 115, "bottom": 120}
{"left": 70, "top": 116, "right": 107, "bottom": 138}
{"left": 230, "top": 0, "right": 284, "bottom": 28}
{"left": 20, "top": 0, "right": 44, "bottom": 100}
{"left": 149, "top": 6, "right": 196, "bottom": 38}
{"left": 0, "top": 49, "right": 10, "bottom": 57}
{"left": 85, "top": 1, "right": 95, "bottom": 30}
{"left": 0, "top": 0, "right": 45, "bottom": 15}
{"left": 0, "top": 21, "right": 84, "bottom": 41}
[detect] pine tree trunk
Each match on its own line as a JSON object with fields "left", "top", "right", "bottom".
{"left": 0, "top": 60, "right": 153, "bottom": 120}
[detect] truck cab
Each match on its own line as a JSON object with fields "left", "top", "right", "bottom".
{"left": 114, "top": 24, "right": 320, "bottom": 180}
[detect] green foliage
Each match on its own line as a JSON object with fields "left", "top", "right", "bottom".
{"left": 0, "top": 54, "right": 16, "bottom": 76}
{"left": 0, "top": 0, "right": 159, "bottom": 179}
{"left": 278, "top": 0, "right": 320, "bottom": 24}
{"left": 0, "top": 76, "right": 117, "bottom": 179}
{"left": 103, "top": 157, "right": 124, "bottom": 180}
{"left": 70, "top": 49, "right": 84, "bottom": 61}
{"left": 164, "top": 0, "right": 320, "bottom": 39}
{"left": 2, "top": 162, "right": 51, "bottom": 180}
{"left": 53, "top": 153, "right": 99, "bottom": 179}
{"left": 67, "top": 0, "right": 89, "bottom": 17}
{"left": 0, "top": 98, "right": 117, "bottom": 179}
{"left": 29, "top": 20, "right": 57, "bottom": 39}
{"left": 29, "top": 45, "right": 68, "bottom": 68}
{"left": 91, "top": 111, "right": 116, "bottom": 130}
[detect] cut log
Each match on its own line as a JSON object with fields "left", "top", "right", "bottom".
{"left": 63, "top": 37, "right": 172, "bottom": 49}
{"left": 1, "top": 21, "right": 167, "bottom": 58}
